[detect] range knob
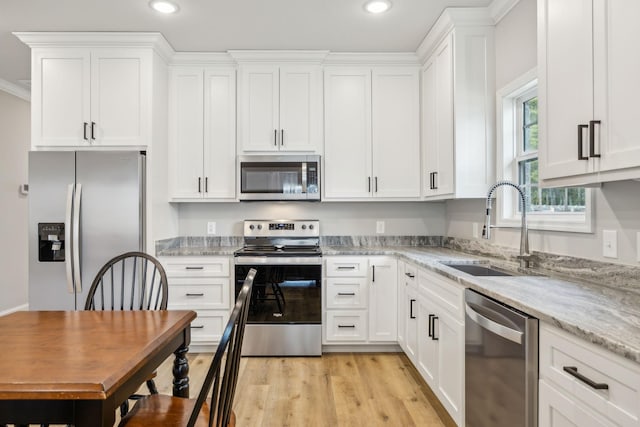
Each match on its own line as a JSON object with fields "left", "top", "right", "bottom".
{"left": 309, "top": 224, "right": 314, "bottom": 230}
{"left": 301, "top": 225, "right": 307, "bottom": 230}
{"left": 249, "top": 224, "right": 255, "bottom": 230}
{"left": 257, "top": 224, "right": 262, "bottom": 230}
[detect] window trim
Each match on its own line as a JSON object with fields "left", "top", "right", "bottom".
{"left": 495, "top": 68, "right": 593, "bottom": 233}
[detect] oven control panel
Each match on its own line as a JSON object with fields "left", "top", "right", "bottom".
{"left": 243, "top": 220, "right": 319, "bottom": 237}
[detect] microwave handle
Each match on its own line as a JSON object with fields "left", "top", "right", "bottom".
{"left": 302, "top": 162, "right": 307, "bottom": 193}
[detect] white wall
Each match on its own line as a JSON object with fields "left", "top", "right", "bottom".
{"left": 0, "top": 90, "right": 30, "bottom": 313}
{"left": 446, "top": 0, "right": 640, "bottom": 266}
{"left": 177, "top": 201, "right": 446, "bottom": 236}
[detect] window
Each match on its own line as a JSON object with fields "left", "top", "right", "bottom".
{"left": 497, "top": 69, "right": 592, "bottom": 233}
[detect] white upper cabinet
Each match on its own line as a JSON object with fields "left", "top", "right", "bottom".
{"left": 539, "top": 0, "right": 640, "bottom": 186}
{"left": 238, "top": 64, "right": 322, "bottom": 153}
{"left": 30, "top": 47, "right": 151, "bottom": 148}
{"left": 419, "top": 11, "right": 495, "bottom": 200}
{"left": 324, "top": 66, "right": 420, "bottom": 201}
{"left": 168, "top": 66, "right": 236, "bottom": 201}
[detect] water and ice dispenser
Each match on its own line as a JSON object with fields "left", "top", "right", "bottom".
{"left": 38, "top": 223, "right": 65, "bottom": 262}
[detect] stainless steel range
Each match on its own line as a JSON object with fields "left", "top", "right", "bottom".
{"left": 234, "top": 220, "right": 322, "bottom": 356}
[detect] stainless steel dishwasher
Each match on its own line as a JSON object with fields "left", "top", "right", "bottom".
{"left": 465, "top": 288, "right": 538, "bottom": 427}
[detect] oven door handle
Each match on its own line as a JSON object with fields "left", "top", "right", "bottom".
{"left": 465, "top": 303, "right": 523, "bottom": 344}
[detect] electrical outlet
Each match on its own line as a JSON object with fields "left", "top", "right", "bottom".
{"left": 376, "top": 221, "right": 385, "bottom": 234}
{"left": 472, "top": 223, "right": 479, "bottom": 239}
{"left": 207, "top": 222, "right": 216, "bottom": 235}
{"left": 602, "top": 230, "right": 617, "bottom": 259}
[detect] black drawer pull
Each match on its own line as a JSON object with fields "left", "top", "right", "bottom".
{"left": 589, "top": 120, "right": 601, "bottom": 158}
{"left": 190, "top": 325, "right": 205, "bottom": 329}
{"left": 185, "top": 266, "right": 204, "bottom": 270}
{"left": 338, "top": 324, "right": 356, "bottom": 328}
{"left": 409, "top": 299, "right": 416, "bottom": 319}
{"left": 405, "top": 272, "right": 415, "bottom": 278}
{"left": 563, "top": 366, "right": 608, "bottom": 390}
{"left": 337, "top": 292, "right": 356, "bottom": 296}
{"left": 185, "top": 293, "right": 204, "bottom": 297}
{"left": 337, "top": 266, "right": 356, "bottom": 270}
{"left": 578, "top": 124, "right": 589, "bottom": 160}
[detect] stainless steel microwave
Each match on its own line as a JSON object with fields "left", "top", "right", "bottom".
{"left": 238, "top": 155, "right": 321, "bottom": 201}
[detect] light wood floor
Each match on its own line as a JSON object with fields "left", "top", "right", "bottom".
{"left": 152, "top": 352, "right": 454, "bottom": 427}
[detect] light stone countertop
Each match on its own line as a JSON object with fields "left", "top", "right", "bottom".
{"left": 323, "top": 245, "right": 640, "bottom": 364}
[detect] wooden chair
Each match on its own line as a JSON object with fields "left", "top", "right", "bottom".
{"left": 84, "top": 251, "right": 169, "bottom": 416}
{"left": 118, "top": 268, "right": 256, "bottom": 427}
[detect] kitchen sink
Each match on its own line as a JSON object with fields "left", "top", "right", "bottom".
{"left": 443, "top": 263, "right": 514, "bottom": 277}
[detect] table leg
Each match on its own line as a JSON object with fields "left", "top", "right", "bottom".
{"left": 172, "top": 344, "right": 190, "bottom": 398}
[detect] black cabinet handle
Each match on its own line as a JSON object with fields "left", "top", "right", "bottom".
{"left": 589, "top": 120, "right": 601, "bottom": 158}
{"left": 185, "top": 293, "right": 205, "bottom": 297}
{"left": 337, "top": 266, "right": 355, "bottom": 270}
{"left": 205, "top": 177, "right": 208, "bottom": 193}
{"left": 375, "top": 177, "right": 378, "bottom": 192}
{"left": 433, "top": 172, "right": 438, "bottom": 190}
{"left": 337, "top": 292, "right": 356, "bottom": 296}
{"left": 409, "top": 299, "right": 416, "bottom": 319}
{"left": 404, "top": 272, "right": 415, "bottom": 278}
{"left": 338, "top": 324, "right": 356, "bottom": 328}
{"left": 428, "top": 314, "right": 434, "bottom": 337}
{"left": 372, "top": 265, "right": 375, "bottom": 282}
{"left": 83, "top": 122, "right": 89, "bottom": 140}
{"left": 274, "top": 129, "right": 278, "bottom": 146}
{"left": 563, "top": 366, "right": 608, "bottom": 390}
{"left": 198, "top": 177, "right": 202, "bottom": 193}
{"left": 190, "top": 325, "right": 204, "bottom": 329}
{"left": 431, "top": 315, "right": 439, "bottom": 341}
{"left": 91, "top": 122, "right": 96, "bottom": 140}
{"left": 578, "top": 124, "right": 589, "bottom": 160}
{"left": 185, "top": 266, "right": 204, "bottom": 270}
{"left": 281, "top": 129, "right": 284, "bottom": 146}
{"left": 368, "top": 176, "right": 371, "bottom": 192}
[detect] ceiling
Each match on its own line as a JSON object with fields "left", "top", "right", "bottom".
{"left": 0, "top": 0, "right": 493, "bottom": 90}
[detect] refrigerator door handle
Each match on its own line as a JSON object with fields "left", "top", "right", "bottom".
{"left": 72, "top": 183, "right": 82, "bottom": 293}
{"left": 65, "top": 184, "right": 75, "bottom": 293}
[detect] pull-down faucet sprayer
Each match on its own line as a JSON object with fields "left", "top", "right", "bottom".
{"left": 482, "top": 180, "right": 531, "bottom": 268}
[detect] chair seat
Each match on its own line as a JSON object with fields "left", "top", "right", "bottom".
{"left": 118, "top": 394, "right": 236, "bottom": 427}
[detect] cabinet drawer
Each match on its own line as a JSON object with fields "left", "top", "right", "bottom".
{"left": 540, "top": 324, "right": 640, "bottom": 427}
{"left": 160, "top": 256, "right": 230, "bottom": 277}
{"left": 418, "top": 268, "right": 464, "bottom": 320}
{"left": 325, "top": 257, "right": 368, "bottom": 277}
{"left": 326, "top": 311, "right": 367, "bottom": 341}
{"left": 189, "top": 310, "right": 230, "bottom": 343}
{"left": 167, "top": 278, "right": 231, "bottom": 310}
{"left": 326, "top": 278, "right": 368, "bottom": 309}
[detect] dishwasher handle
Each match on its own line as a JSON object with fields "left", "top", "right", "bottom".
{"left": 465, "top": 302, "right": 523, "bottom": 344}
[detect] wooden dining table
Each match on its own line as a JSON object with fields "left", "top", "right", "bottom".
{"left": 0, "top": 309, "right": 197, "bottom": 426}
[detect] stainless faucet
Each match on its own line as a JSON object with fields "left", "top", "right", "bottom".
{"left": 482, "top": 180, "right": 531, "bottom": 268}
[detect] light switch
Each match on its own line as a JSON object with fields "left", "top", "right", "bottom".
{"left": 207, "top": 222, "right": 216, "bottom": 235}
{"left": 376, "top": 221, "right": 385, "bottom": 234}
{"left": 602, "top": 230, "right": 617, "bottom": 259}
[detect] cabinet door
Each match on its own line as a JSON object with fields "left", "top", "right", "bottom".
{"left": 593, "top": 0, "right": 640, "bottom": 174}
{"left": 435, "top": 310, "right": 464, "bottom": 426}
{"left": 31, "top": 49, "right": 91, "bottom": 147}
{"left": 203, "top": 68, "right": 237, "bottom": 199}
{"left": 372, "top": 68, "right": 420, "bottom": 198}
{"left": 168, "top": 67, "right": 204, "bottom": 199}
{"left": 238, "top": 65, "right": 279, "bottom": 152}
{"left": 405, "top": 285, "right": 419, "bottom": 364}
{"left": 423, "top": 35, "right": 454, "bottom": 198}
{"left": 397, "top": 261, "right": 407, "bottom": 350}
{"left": 368, "top": 257, "right": 397, "bottom": 342}
{"left": 417, "top": 298, "right": 437, "bottom": 386}
{"left": 539, "top": 380, "right": 614, "bottom": 427}
{"left": 323, "top": 68, "right": 373, "bottom": 199}
{"left": 90, "top": 49, "right": 148, "bottom": 146}
{"left": 538, "top": 0, "right": 594, "bottom": 181}
{"left": 279, "top": 66, "right": 321, "bottom": 152}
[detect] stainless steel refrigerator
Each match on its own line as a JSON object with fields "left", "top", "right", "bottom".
{"left": 28, "top": 151, "right": 146, "bottom": 310}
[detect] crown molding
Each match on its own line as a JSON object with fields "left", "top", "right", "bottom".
{"left": 0, "top": 78, "right": 30, "bottom": 101}
{"left": 228, "top": 50, "right": 330, "bottom": 64}
{"left": 415, "top": 7, "right": 494, "bottom": 63}
{"left": 171, "top": 52, "right": 236, "bottom": 66}
{"left": 488, "top": 0, "right": 522, "bottom": 24}
{"left": 324, "top": 52, "right": 420, "bottom": 66}
{"left": 13, "top": 32, "right": 175, "bottom": 63}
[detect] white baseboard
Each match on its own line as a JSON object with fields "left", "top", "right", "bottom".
{"left": 0, "top": 303, "right": 29, "bottom": 317}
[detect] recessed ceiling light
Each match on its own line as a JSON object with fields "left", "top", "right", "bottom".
{"left": 149, "top": 0, "right": 179, "bottom": 14}
{"left": 364, "top": 0, "right": 392, "bottom": 14}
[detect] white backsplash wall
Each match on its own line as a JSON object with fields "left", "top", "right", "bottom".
{"left": 177, "top": 201, "right": 446, "bottom": 237}
{"left": 446, "top": 180, "right": 640, "bottom": 265}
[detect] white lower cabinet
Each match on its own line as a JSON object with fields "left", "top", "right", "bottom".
{"left": 160, "top": 256, "right": 232, "bottom": 351}
{"left": 324, "top": 256, "right": 397, "bottom": 345}
{"left": 539, "top": 323, "right": 640, "bottom": 427}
